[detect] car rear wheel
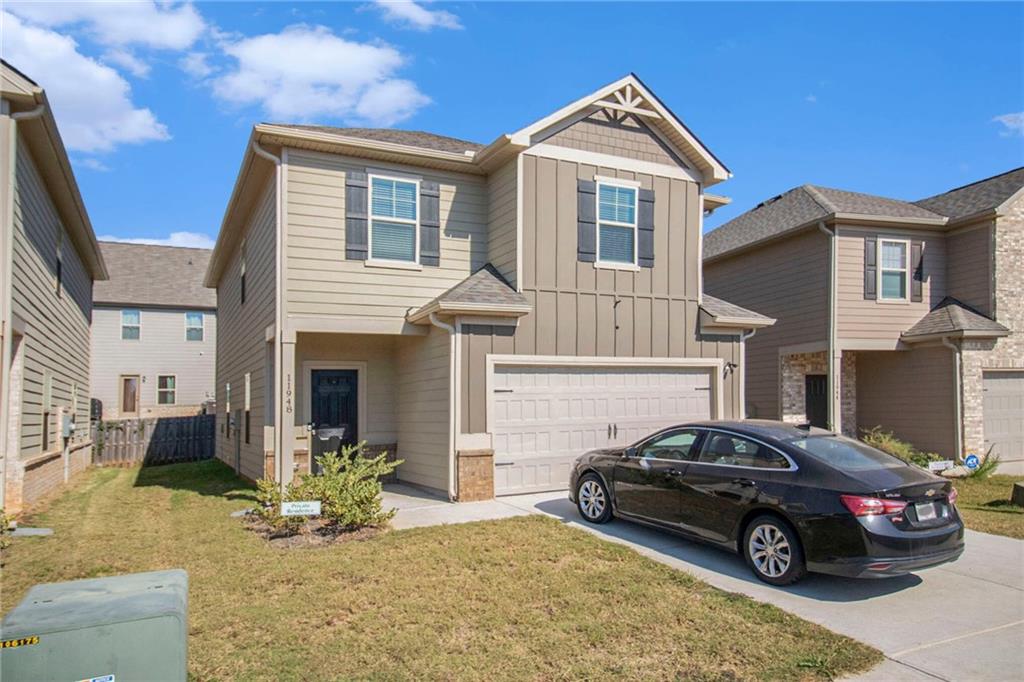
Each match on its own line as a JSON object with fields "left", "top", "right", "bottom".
{"left": 576, "top": 474, "right": 612, "bottom": 524}
{"left": 743, "top": 515, "right": 807, "bottom": 585}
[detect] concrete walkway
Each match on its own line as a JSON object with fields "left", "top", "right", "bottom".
{"left": 384, "top": 485, "right": 1024, "bottom": 681}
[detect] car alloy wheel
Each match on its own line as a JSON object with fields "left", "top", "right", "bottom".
{"left": 576, "top": 474, "right": 612, "bottom": 524}
{"left": 749, "top": 524, "right": 791, "bottom": 578}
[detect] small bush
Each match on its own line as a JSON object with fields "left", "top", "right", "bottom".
{"left": 861, "top": 427, "right": 941, "bottom": 468}
{"left": 967, "top": 447, "right": 1001, "bottom": 479}
{"left": 0, "top": 508, "right": 11, "bottom": 551}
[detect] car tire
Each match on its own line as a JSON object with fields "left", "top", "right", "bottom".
{"left": 576, "top": 473, "right": 612, "bottom": 524}
{"left": 742, "top": 515, "right": 807, "bottom": 586}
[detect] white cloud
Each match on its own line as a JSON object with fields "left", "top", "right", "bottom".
{"left": 75, "top": 158, "right": 111, "bottom": 172}
{"left": 1, "top": 11, "right": 170, "bottom": 153}
{"left": 98, "top": 231, "right": 216, "bottom": 249}
{"left": 103, "top": 48, "right": 150, "bottom": 78}
{"left": 993, "top": 112, "right": 1024, "bottom": 137}
{"left": 211, "top": 24, "right": 430, "bottom": 125}
{"left": 370, "top": 1, "right": 462, "bottom": 31}
{"left": 805, "top": 94, "right": 817, "bottom": 104}
{"left": 179, "top": 51, "right": 214, "bottom": 79}
{"left": 6, "top": 1, "right": 206, "bottom": 50}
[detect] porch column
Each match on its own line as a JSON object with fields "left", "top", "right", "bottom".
{"left": 830, "top": 347, "right": 843, "bottom": 434}
{"left": 279, "top": 338, "right": 296, "bottom": 487}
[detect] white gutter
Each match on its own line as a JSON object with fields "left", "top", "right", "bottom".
{"left": 0, "top": 103, "right": 47, "bottom": 510}
{"left": 429, "top": 312, "right": 458, "bottom": 501}
{"left": 941, "top": 336, "right": 964, "bottom": 462}
{"left": 817, "top": 222, "right": 838, "bottom": 432}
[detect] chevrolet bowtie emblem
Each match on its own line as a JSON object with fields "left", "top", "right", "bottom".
{"left": 925, "top": 489, "right": 936, "bottom": 497}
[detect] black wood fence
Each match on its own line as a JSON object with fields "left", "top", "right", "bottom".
{"left": 92, "top": 415, "right": 216, "bottom": 467}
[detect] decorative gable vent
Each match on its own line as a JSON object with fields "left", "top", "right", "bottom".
{"left": 594, "top": 83, "right": 662, "bottom": 123}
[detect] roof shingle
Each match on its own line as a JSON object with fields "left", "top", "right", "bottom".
{"left": 913, "top": 167, "right": 1024, "bottom": 221}
{"left": 94, "top": 242, "right": 215, "bottom": 309}
{"left": 902, "top": 297, "right": 1009, "bottom": 339}
{"left": 430, "top": 264, "right": 528, "bottom": 307}
{"left": 700, "top": 295, "right": 775, "bottom": 325}
{"left": 269, "top": 125, "right": 483, "bottom": 155}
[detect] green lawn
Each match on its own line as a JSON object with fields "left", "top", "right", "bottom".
{"left": 1, "top": 461, "right": 880, "bottom": 681}
{"left": 954, "top": 475, "right": 1024, "bottom": 539}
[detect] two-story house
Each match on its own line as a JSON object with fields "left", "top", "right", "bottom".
{"left": 91, "top": 242, "right": 216, "bottom": 419}
{"left": 704, "top": 168, "right": 1023, "bottom": 474}
{"left": 1, "top": 61, "right": 108, "bottom": 514}
{"left": 206, "top": 75, "right": 774, "bottom": 500}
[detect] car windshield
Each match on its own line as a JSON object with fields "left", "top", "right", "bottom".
{"left": 788, "top": 435, "right": 906, "bottom": 471}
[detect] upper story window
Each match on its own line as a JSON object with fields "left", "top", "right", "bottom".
{"left": 597, "top": 181, "right": 637, "bottom": 266}
{"left": 185, "top": 312, "right": 204, "bottom": 341}
{"left": 879, "top": 239, "right": 909, "bottom": 301}
{"left": 121, "top": 309, "right": 140, "bottom": 340}
{"left": 370, "top": 175, "right": 419, "bottom": 263}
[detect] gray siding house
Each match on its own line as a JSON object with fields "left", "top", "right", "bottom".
{"left": 0, "top": 61, "right": 108, "bottom": 514}
{"left": 704, "top": 168, "right": 1024, "bottom": 473}
{"left": 206, "top": 74, "right": 773, "bottom": 500}
{"left": 91, "top": 242, "right": 217, "bottom": 419}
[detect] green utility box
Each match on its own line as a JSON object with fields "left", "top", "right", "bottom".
{"left": 1, "top": 569, "right": 188, "bottom": 682}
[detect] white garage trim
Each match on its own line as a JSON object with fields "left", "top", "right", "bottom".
{"left": 484, "top": 354, "right": 726, "bottom": 436}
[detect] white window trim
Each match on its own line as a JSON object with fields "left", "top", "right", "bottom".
{"left": 121, "top": 309, "right": 141, "bottom": 340}
{"left": 877, "top": 238, "right": 911, "bottom": 303}
{"left": 368, "top": 173, "right": 420, "bottom": 266}
{"left": 594, "top": 179, "right": 638, "bottom": 268}
{"left": 157, "top": 374, "right": 177, "bottom": 406}
{"left": 185, "top": 311, "right": 205, "bottom": 342}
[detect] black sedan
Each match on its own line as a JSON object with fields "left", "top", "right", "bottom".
{"left": 568, "top": 420, "right": 964, "bottom": 585}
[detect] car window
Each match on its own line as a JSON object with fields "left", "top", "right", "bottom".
{"left": 789, "top": 436, "right": 905, "bottom": 470}
{"left": 698, "top": 433, "right": 790, "bottom": 469}
{"left": 639, "top": 429, "right": 701, "bottom": 461}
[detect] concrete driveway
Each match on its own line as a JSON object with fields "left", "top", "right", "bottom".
{"left": 495, "top": 492, "right": 1024, "bottom": 682}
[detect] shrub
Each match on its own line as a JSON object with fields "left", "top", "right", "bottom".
{"left": 254, "top": 477, "right": 303, "bottom": 535}
{"left": 861, "top": 427, "right": 941, "bottom": 469}
{"left": 967, "top": 447, "right": 1001, "bottom": 479}
{"left": 0, "top": 508, "right": 10, "bottom": 551}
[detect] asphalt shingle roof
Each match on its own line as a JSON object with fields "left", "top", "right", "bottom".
{"left": 914, "top": 167, "right": 1024, "bottom": 221}
{"left": 903, "top": 297, "right": 1009, "bottom": 339}
{"left": 428, "top": 264, "right": 529, "bottom": 308}
{"left": 700, "top": 295, "right": 775, "bottom": 325}
{"left": 270, "top": 125, "right": 483, "bottom": 155}
{"left": 94, "top": 242, "right": 215, "bottom": 309}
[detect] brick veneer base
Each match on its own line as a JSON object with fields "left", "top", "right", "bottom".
{"left": 457, "top": 449, "right": 494, "bottom": 501}
{"left": 261, "top": 443, "right": 399, "bottom": 483}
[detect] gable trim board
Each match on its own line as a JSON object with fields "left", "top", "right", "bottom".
{"left": 525, "top": 143, "right": 701, "bottom": 183}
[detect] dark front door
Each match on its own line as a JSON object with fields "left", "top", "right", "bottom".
{"left": 805, "top": 374, "right": 828, "bottom": 429}
{"left": 310, "top": 369, "right": 358, "bottom": 470}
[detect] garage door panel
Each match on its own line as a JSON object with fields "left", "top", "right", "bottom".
{"left": 983, "top": 372, "right": 1024, "bottom": 466}
{"left": 493, "top": 364, "right": 713, "bottom": 495}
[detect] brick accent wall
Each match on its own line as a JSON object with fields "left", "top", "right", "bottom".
{"left": 457, "top": 449, "right": 494, "bottom": 502}
{"left": 780, "top": 352, "right": 827, "bottom": 424}
{"left": 268, "top": 442, "right": 399, "bottom": 482}
{"left": 11, "top": 441, "right": 91, "bottom": 515}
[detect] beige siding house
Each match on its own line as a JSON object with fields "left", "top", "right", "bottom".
{"left": 704, "top": 168, "right": 1024, "bottom": 473}
{"left": 91, "top": 242, "right": 216, "bottom": 419}
{"left": 207, "top": 75, "right": 773, "bottom": 500}
{"left": 0, "top": 61, "right": 108, "bottom": 514}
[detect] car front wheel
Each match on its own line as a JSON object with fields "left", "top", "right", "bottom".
{"left": 576, "top": 474, "right": 612, "bottom": 524}
{"left": 743, "top": 515, "right": 807, "bottom": 585}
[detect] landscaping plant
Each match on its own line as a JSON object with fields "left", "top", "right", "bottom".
{"left": 0, "top": 508, "right": 11, "bottom": 551}
{"left": 861, "top": 427, "right": 941, "bottom": 468}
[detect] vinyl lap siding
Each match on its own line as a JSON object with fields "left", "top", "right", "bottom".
{"left": 11, "top": 138, "right": 92, "bottom": 456}
{"left": 704, "top": 229, "right": 829, "bottom": 420}
{"left": 946, "top": 222, "right": 993, "bottom": 316}
{"left": 487, "top": 157, "right": 517, "bottom": 286}
{"left": 396, "top": 327, "right": 450, "bottom": 491}
{"left": 216, "top": 178, "right": 276, "bottom": 481}
{"left": 90, "top": 306, "right": 217, "bottom": 417}
{"left": 284, "top": 149, "right": 488, "bottom": 320}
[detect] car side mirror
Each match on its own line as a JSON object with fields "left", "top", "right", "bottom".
{"left": 623, "top": 447, "right": 637, "bottom": 459}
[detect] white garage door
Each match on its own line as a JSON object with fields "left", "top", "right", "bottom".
{"left": 983, "top": 371, "right": 1024, "bottom": 468}
{"left": 492, "top": 364, "right": 714, "bottom": 495}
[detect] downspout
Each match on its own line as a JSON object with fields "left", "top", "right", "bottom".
{"left": 817, "top": 222, "right": 838, "bottom": 432}
{"left": 251, "top": 140, "right": 285, "bottom": 486}
{"left": 941, "top": 336, "right": 963, "bottom": 462}
{"left": 0, "top": 103, "right": 46, "bottom": 510}
{"left": 738, "top": 329, "right": 757, "bottom": 419}
{"left": 428, "top": 312, "right": 458, "bottom": 501}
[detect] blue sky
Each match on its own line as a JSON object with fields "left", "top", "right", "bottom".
{"left": 3, "top": 1, "right": 1022, "bottom": 247}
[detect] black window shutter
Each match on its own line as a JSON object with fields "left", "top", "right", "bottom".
{"left": 911, "top": 240, "right": 924, "bottom": 302}
{"left": 577, "top": 179, "right": 596, "bottom": 262}
{"left": 637, "top": 188, "right": 655, "bottom": 268}
{"left": 345, "top": 171, "right": 368, "bottom": 260}
{"left": 863, "top": 236, "right": 877, "bottom": 300}
{"left": 420, "top": 181, "right": 440, "bottom": 266}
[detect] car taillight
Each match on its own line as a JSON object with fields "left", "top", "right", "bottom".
{"left": 840, "top": 494, "right": 908, "bottom": 517}
{"left": 948, "top": 487, "right": 958, "bottom": 506}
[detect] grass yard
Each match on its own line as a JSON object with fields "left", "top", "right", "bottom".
{"left": 954, "top": 474, "right": 1024, "bottom": 540}
{"left": 1, "top": 461, "right": 880, "bottom": 681}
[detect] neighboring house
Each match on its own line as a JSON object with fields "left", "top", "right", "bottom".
{"left": 91, "top": 242, "right": 217, "bottom": 419}
{"left": 206, "top": 74, "right": 773, "bottom": 501}
{"left": 0, "top": 61, "right": 108, "bottom": 514}
{"left": 704, "top": 168, "right": 1023, "bottom": 473}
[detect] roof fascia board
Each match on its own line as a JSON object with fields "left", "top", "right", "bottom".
{"left": 831, "top": 212, "right": 948, "bottom": 227}
{"left": 407, "top": 301, "right": 532, "bottom": 324}
{"left": 204, "top": 129, "right": 259, "bottom": 287}
{"left": 901, "top": 329, "right": 1010, "bottom": 344}
{"left": 698, "top": 307, "right": 775, "bottom": 329}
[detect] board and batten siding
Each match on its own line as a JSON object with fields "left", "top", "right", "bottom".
{"left": 215, "top": 177, "right": 276, "bottom": 482}
{"left": 90, "top": 306, "right": 217, "bottom": 418}
{"left": 703, "top": 229, "right": 830, "bottom": 420}
{"left": 836, "top": 226, "right": 947, "bottom": 342}
{"left": 396, "top": 327, "right": 450, "bottom": 490}
{"left": 283, "top": 149, "right": 489, "bottom": 320}
{"left": 10, "top": 137, "right": 93, "bottom": 456}
{"left": 486, "top": 157, "right": 518, "bottom": 287}
{"left": 946, "top": 222, "right": 994, "bottom": 316}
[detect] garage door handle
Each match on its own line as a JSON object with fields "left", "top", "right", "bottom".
{"left": 613, "top": 423, "right": 618, "bottom": 438}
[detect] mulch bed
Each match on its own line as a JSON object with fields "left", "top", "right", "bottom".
{"left": 242, "top": 512, "right": 386, "bottom": 548}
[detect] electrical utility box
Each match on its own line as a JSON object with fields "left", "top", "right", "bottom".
{"left": 1, "top": 569, "right": 188, "bottom": 682}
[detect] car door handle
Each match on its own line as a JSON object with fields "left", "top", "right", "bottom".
{"left": 732, "top": 478, "right": 756, "bottom": 487}
{"left": 667, "top": 468, "right": 684, "bottom": 477}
